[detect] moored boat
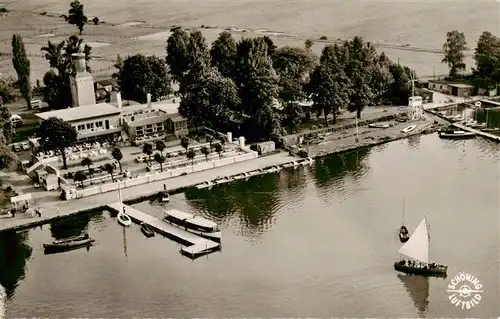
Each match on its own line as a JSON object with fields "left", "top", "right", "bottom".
{"left": 369, "top": 123, "right": 390, "bottom": 129}
{"left": 43, "top": 233, "right": 94, "bottom": 253}
{"left": 213, "top": 176, "right": 232, "bottom": 185}
{"left": 140, "top": 222, "right": 155, "bottom": 238}
{"left": 118, "top": 212, "right": 132, "bottom": 226}
{"left": 163, "top": 209, "right": 221, "bottom": 241}
{"left": 401, "top": 125, "right": 417, "bottom": 133}
{"left": 471, "top": 123, "right": 486, "bottom": 129}
{"left": 394, "top": 216, "right": 447, "bottom": 277}
{"left": 233, "top": 172, "right": 250, "bottom": 180}
{"left": 196, "top": 180, "right": 214, "bottom": 189}
{"left": 438, "top": 130, "right": 475, "bottom": 139}
{"left": 481, "top": 127, "right": 500, "bottom": 132}
{"left": 160, "top": 191, "right": 170, "bottom": 202}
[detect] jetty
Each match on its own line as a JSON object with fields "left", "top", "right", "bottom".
{"left": 107, "top": 203, "right": 220, "bottom": 258}
{"left": 451, "top": 123, "right": 500, "bottom": 142}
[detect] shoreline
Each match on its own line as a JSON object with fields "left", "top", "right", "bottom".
{"left": 0, "top": 116, "right": 446, "bottom": 233}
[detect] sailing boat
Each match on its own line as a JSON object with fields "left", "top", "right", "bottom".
{"left": 398, "top": 200, "right": 410, "bottom": 243}
{"left": 117, "top": 186, "right": 132, "bottom": 227}
{"left": 394, "top": 216, "right": 447, "bottom": 277}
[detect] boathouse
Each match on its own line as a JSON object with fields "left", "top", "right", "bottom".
{"left": 428, "top": 80, "right": 475, "bottom": 97}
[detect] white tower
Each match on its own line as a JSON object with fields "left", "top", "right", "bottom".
{"left": 70, "top": 53, "right": 96, "bottom": 107}
{"left": 408, "top": 73, "right": 423, "bottom": 120}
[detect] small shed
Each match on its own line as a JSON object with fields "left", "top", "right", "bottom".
{"left": 257, "top": 141, "right": 275, "bottom": 155}
{"left": 10, "top": 193, "right": 32, "bottom": 210}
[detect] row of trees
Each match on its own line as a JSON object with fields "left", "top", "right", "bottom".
{"left": 442, "top": 30, "right": 500, "bottom": 86}
{"left": 113, "top": 29, "right": 414, "bottom": 140}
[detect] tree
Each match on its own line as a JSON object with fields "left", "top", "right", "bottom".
{"left": 273, "top": 46, "right": 316, "bottom": 107}
{"left": 92, "top": 17, "right": 99, "bottom": 25}
{"left": 103, "top": 163, "right": 115, "bottom": 182}
{"left": 111, "top": 148, "right": 123, "bottom": 172}
{"left": 68, "top": 0, "right": 88, "bottom": 35}
{"left": 154, "top": 153, "right": 165, "bottom": 172}
{"left": 142, "top": 143, "right": 153, "bottom": 162}
{"left": 186, "top": 149, "right": 196, "bottom": 165}
{"left": 206, "top": 135, "right": 214, "bottom": 152}
{"left": 308, "top": 45, "right": 351, "bottom": 125}
{"left": 180, "top": 136, "right": 189, "bottom": 152}
{"left": 442, "top": 30, "right": 468, "bottom": 79}
{"left": 282, "top": 102, "right": 305, "bottom": 133}
{"left": 166, "top": 28, "right": 191, "bottom": 84}
{"left": 38, "top": 117, "right": 77, "bottom": 169}
{"left": 387, "top": 64, "right": 413, "bottom": 105}
{"left": 74, "top": 171, "right": 86, "bottom": 188}
{"left": 81, "top": 157, "right": 93, "bottom": 178}
{"left": 11, "top": 35, "right": 32, "bottom": 109}
{"left": 179, "top": 68, "right": 240, "bottom": 130}
{"left": 41, "top": 36, "right": 92, "bottom": 109}
{"left": 0, "top": 105, "right": 14, "bottom": 144}
{"left": 116, "top": 54, "right": 172, "bottom": 103}
{"left": 200, "top": 146, "right": 210, "bottom": 161}
{"left": 473, "top": 31, "right": 500, "bottom": 84}
{"left": 343, "top": 37, "right": 377, "bottom": 118}
{"left": 234, "top": 38, "right": 282, "bottom": 138}
{"left": 155, "top": 140, "right": 166, "bottom": 156}
{"left": 214, "top": 143, "right": 223, "bottom": 159}
{"left": 210, "top": 31, "right": 237, "bottom": 78}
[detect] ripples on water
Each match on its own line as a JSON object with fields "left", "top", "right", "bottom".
{"left": 3, "top": 133, "right": 499, "bottom": 318}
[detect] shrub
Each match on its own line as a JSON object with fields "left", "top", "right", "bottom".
{"left": 297, "top": 150, "right": 308, "bottom": 158}
{"left": 92, "top": 17, "right": 99, "bottom": 25}
{"left": 0, "top": 8, "right": 9, "bottom": 13}
{"left": 319, "top": 36, "right": 328, "bottom": 40}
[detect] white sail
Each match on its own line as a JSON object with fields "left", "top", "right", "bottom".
{"left": 397, "top": 217, "right": 430, "bottom": 264}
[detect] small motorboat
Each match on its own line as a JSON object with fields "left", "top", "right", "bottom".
{"left": 213, "top": 176, "right": 231, "bottom": 185}
{"left": 118, "top": 211, "right": 132, "bottom": 227}
{"left": 160, "top": 191, "right": 170, "bottom": 202}
{"left": 301, "top": 157, "right": 314, "bottom": 166}
{"left": 369, "top": 123, "right": 390, "bottom": 129}
{"left": 140, "top": 222, "right": 155, "bottom": 238}
{"left": 196, "top": 181, "right": 214, "bottom": 189}
{"left": 233, "top": 172, "right": 250, "bottom": 180}
{"left": 481, "top": 127, "right": 500, "bottom": 132}
{"left": 401, "top": 125, "right": 417, "bottom": 133}
{"left": 43, "top": 233, "right": 95, "bottom": 253}
{"left": 438, "top": 130, "right": 475, "bottom": 139}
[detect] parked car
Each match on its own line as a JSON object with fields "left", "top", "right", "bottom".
{"left": 10, "top": 115, "right": 22, "bottom": 128}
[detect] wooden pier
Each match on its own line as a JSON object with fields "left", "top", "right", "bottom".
{"left": 451, "top": 123, "right": 500, "bottom": 142}
{"left": 107, "top": 203, "right": 220, "bottom": 258}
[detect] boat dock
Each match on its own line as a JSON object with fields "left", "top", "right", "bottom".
{"left": 107, "top": 203, "right": 220, "bottom": 258}
{"left": 451, "top": 123, "right": 500, "bottom": 142}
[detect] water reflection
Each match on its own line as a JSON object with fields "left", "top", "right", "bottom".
{"left": 407, "top": 135, "right": 421, "bottom": 149}
{"left": 0, "top": 231, "right": 32, "bottom": 300}
{"left": 50, "top": 213, "right": 94, "bottom": 239}
{"left": 313, "top": 148, "right": 370, "bottom": 189}
{"left": 185, "top": 174, "right": 281, "bottom": 235}
{"left": 397, "top": 274, "right": 429, "bottom": 317}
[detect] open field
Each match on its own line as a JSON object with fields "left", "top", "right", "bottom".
{"left": 0, "top": 0, "right": 496, "bottom": 82}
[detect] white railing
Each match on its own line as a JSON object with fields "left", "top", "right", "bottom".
{"left": 74, "top": 151, "right": 258, "bottom": 199}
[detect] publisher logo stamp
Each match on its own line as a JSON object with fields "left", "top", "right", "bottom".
{"left": 446, "top": 272, "right": 483, "bottom": 310}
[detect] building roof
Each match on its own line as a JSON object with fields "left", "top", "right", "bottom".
{"left": 448, "top": 83, "right": 474, "bottom": 89}
{"left": 36, "top": 103, "right": 121, "bottom": 122}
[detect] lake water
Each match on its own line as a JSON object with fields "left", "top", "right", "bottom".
{"left": 1, "top": 133, "right": 499, "bottom": 318}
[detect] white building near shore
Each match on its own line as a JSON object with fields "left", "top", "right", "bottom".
{"left": 36, "top": 53, "right": 188, "bottom": 142}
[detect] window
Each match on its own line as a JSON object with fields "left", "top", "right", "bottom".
{"left": 77, "top": 124, "right": 85, "bottom": 131}
{"left": 86, "top": 123, "right": 94, "bottom": 129}
{"left": 156, "top": 123, "right": 164, "bottom": 131}
{"left": 95, "top": 121, "right": 103, "bottom": 128}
